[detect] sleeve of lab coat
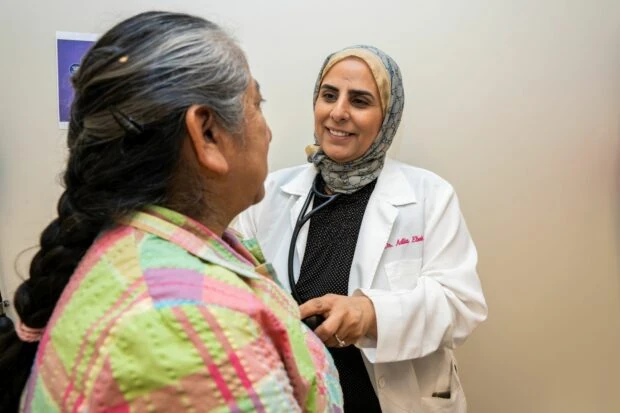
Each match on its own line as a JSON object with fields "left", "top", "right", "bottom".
{"left": 356, "top": 183, "right": 488, "bottom": 363}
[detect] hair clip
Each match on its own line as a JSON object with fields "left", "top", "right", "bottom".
{"left": 75, "top": 46, "right": 127, "bottom": 83}
{"left": 109, "top": 106, "right": 144, "bottom": 137}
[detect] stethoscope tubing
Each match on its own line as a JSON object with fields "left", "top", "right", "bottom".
{"left": 288, "top": 176, "right": 340, "bottom": 304}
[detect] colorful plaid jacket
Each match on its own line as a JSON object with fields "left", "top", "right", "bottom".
{"left": 23, "top": 206, "right": 343, "bottom": 412}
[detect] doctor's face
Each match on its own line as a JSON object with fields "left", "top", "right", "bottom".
{"left": 314, "top": 57, "right": 384, "bottom": 163}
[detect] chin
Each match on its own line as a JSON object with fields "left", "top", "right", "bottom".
{"left": 252, "top": 187, "right": 266, "bottom": 205}
{"left": 322, "top": 144, "right": 354, "bottom": 163}
{"left": 325, "top": 151, "right": 354, "bottom": 163}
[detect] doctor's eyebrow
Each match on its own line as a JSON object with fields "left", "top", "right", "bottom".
{"left": 320, "top": 83, "right": 376, "bottom": 101}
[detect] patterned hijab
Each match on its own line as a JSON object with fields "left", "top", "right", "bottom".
{"left": 306, "top": 45, "right": 404, "bottom": 194}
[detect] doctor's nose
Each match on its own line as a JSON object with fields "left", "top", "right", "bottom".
{"left": 330, "top": 100, "right": 350, "bottom": 122}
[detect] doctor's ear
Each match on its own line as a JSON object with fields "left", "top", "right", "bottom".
{"left": 185, "top": 104, "right": 230, "bottom": 175}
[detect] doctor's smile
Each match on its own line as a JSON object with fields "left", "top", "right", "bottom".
{"left": 326, "top": 127, "right": 354, "bottom": 137}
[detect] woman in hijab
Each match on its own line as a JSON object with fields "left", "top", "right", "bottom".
{"left": 235, "top": 45, "right": 487, "bottom": 412}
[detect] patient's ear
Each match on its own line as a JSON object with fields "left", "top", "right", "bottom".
{"left": 185, "top": 104, "right": 230, "bottom": 175}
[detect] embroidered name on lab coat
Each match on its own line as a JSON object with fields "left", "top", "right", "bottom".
{"left": 385, "top": 235, "right": 424, "bottom": 249}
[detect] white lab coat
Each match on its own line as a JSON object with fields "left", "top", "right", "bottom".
{"left": 234, "top": 158, "right": 487, "bottom": 413}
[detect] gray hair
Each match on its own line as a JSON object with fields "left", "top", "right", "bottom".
{"left": 72, "top": 11, "right": 250, "bottom": 143}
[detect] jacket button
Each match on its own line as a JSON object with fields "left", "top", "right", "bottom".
{"left": 378, "top": 376, "right": 386, "bottom": 388}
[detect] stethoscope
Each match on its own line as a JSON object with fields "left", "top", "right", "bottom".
{"left": 288, "top": 175, "right": 341, "bottom": 330}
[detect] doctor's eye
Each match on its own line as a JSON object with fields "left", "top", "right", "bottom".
{"left": 321, "top": 91, "right": 337, "bottom": 102}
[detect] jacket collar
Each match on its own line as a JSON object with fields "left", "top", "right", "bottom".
{"left": 280, "top": 158, "right": 417, "bottom": 206}
{"left": 122, "top": 206, "right": 261, "bottom": 279}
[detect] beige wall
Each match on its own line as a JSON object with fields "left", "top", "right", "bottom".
{"left": 1, "top": 1, "right": 619, "bottom": 411}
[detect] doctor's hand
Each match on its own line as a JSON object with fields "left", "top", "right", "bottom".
{"left": 299, "top": 294, "right": 377, "bottom": 348}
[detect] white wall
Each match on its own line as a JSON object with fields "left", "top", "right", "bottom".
{"left": 1, "top": 1, "right": 619, "bottom": 412}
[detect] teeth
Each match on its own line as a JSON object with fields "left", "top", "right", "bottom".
{"left": 329, "top": 129, "right": 350, "bottom": 137}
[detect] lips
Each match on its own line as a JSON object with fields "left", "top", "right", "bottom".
{"left": 326, "top": 127, "right": 354, "bottom": 137}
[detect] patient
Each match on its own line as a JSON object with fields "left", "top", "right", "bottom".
{"left": 0, "top": 11, "right": 343, "bottom": 412}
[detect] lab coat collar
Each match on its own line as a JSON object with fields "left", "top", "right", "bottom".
{"left": 280, "top": 158, "right": 417, "bottom": 206}
{"left": 374, "top": 158, "right": 417, "bottom": 206}
{"left": 280, "top": 164, "right": 318, "bottom": 197}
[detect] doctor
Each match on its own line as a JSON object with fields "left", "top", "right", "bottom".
{"left": 234, "top": 45, "right": 487, "bottom": 412}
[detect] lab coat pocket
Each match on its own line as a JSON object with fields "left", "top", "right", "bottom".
{"left": 385, "top": 258, "right": 422, "bottom": 290}
{"left": 376, "top": 361, "right": 421, "bottom": 413}
{"left": 420, "top": 360, "right": 466, "bottom": 413}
